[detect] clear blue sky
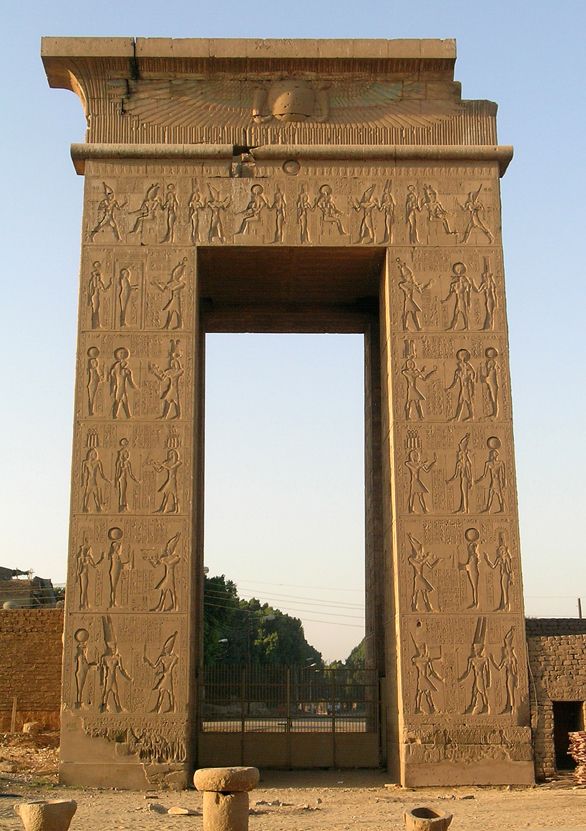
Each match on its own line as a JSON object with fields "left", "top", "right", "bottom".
{"left": 0, "top": 0, "right": 584, "bottom": 660}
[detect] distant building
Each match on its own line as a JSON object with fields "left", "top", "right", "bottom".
{"left": 0, "top": 567, "right": 57, "bottom": 608}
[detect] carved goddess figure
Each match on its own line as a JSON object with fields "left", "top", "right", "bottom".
{"left": 407, "top": 533, "right": 438, "bottom": 612}
{"left": 109, "top": 347, "right": 138, "bottom": 419}
{"left": 77, "top": 541, "right": 103, "bottom": 610}
{"left": 81, "top": 447, "right": 110, "bottom": 513}
{"left": 296, "top": 185, "right": 314, "bottom": 243}
{"left": 87, "top": 261, "right": 111, "bottom": 329}
{"left": 105, "top": 527, "right": 133, "bottom": 608}
{"left": 442, "top": 262, "right": 472, "bottom": 331}
{"left": 485, "top": 532, "right": 513, "bottom": 611}
{"left": 74, "top": 628, "right": 95, "bottom": 708}
{"left": 402, "top": 358, "right": 436, "bottom": 420}
{"left": 117, "top": 268, "right": 138, "bottom": 328}
{"left": 86, "top": 347, "right": 103, "bottom": 416}
{"left": 188, "top": 186, "right": 207, "bottom": 243}
{"left": 496, "top": 628, "right": 518, "bottom": 713}
{"left": 446, "top": 433, "right": 473, "bottom": 514}
{"left": 480, "top": 347, "right": 500, "bottom": 419}
{"left": 378, "top": 181, "right": 396, "bottom": 244}
{"left": 114, "top": 438, "right": 140, "bottom": 513}
{"left": 460, "top": 527, "right": 482, "bottom": 609}
{"left": 474, "top": 258, "right": 497, "bottom": 330}
{"left": 161, "top": 183, "right": 179, "bottom": 243}
{"left": 397, "top": 258, "right": 432, "bottom": 331}
{"left": 353, "top": 185, "right": 378, "bottom": 244}
{"left": 476, "top": 440, "right": 506, "bottom": 513}
{"left": 446, "top": 349, "right": 476, "bottom": 422}
{"left": 152, "top": 258, "right": 187, "bottom": 330}
{"left": 271, "top": 186, "right": 287, "bottom": 243}
{"left": 405, "top": 448, "right": 436, "bottom": 513}
{"left": 405, "top": 185, "right": 421, "bottom": 244}
{"left": 143, "top": 632, "right": 179, "bottom": 714}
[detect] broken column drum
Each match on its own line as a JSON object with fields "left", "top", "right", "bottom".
{"left": 14, "top": 800, "right": 77, "bottom": 831}
{"left": 42, "top": 36, "right": 534, "bottom": 788}
{"left": 195, "top": 767, "right": 259, "bottom": 831}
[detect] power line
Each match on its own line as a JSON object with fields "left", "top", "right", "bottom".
{"left": 203, "top": 599, "right": 364, "bottom": 621}
{"left": 233, "top": 577, "right": 364, "bottom": 593}
{"left": 204, "top": 601, "right": 363, "bottom": 628}
{"left": 203, "top": 587, "right": 364, "bottom": 610}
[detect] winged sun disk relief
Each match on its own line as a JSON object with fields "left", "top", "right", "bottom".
{"left": 120, "top": 79, "right": 462, "bottom": 130}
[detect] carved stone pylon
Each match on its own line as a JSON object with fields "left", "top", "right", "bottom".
{"left": 43, "top": 37, "right": 534, "bottom": 788}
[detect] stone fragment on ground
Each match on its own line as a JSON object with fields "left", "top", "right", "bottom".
{"left": 146, "top": 802, "right": 168, "bottom": 813}
{"left": 168, "top": 806, "right": 200, "bottom": 815}
{"left": 22, "top": 723, "right": 42, "bottom": 735}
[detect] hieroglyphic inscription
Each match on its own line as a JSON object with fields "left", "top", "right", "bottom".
{"left": 485, "top": 533, "right": 512, "bottom": 612}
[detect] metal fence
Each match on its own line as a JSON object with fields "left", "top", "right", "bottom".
{"left": 199, "top": 665, "right": 379, "bottom": 734}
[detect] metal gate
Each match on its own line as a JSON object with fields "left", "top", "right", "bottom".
{"left": 198, "top": 665, "right": 381, "bottom": 769}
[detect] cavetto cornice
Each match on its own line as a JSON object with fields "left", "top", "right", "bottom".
{"left": 42, "top": 37, "right": 502, "bottom": 151}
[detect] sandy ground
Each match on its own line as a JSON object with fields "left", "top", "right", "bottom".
{"left": 1, "top": 732, "right": 586, "bottom": 831}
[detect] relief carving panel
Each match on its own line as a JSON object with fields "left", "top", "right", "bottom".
{"left": 69, "top": 517, "right": 187, "bottom": 612}
{"left": 77, "top": 333, "right": 194, "bottom": 422}
{"left": 81, "top": 169, "right": 501, "bottom": 250}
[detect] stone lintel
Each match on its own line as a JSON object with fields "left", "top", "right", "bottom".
{"left": 42, "top": 35, "right": 455, "bottom": 61}
{"left": 41, "top": 36, "right": 456, "bottom": 92}
{"left": 70, "top": 142, "right": 513, "bottom": 176}
{"left": 134, "top": 37, "right": 456, "bottom": 61}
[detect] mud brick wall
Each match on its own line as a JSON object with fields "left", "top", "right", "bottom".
{"left": 526, "top": 619, "right": 586, "bottom": 779}
{"left": 0, "top": 609, "right": 64, "bottom": 730}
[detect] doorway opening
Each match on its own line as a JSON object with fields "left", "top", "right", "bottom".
{"left": 553, "top": 701, "right": 584, "bottom": 770}
{"left": 203, "top": 332, "right": 366, "bottom": 665}
{"left": 195, "top": 247, "right": 387, "bottom": 769}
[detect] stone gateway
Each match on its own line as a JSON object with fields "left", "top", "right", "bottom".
{"left": 42, "top": 37, "right": 534, "bottom": 788}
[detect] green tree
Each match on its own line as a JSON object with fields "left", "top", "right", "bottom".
{"left": 203, "top": 578, "right": 322, "bottom": 667}
{"left": 345, "top": 637, "right": 365, "bottom": 668}
{"left": 203, "top": 574, "right": 240, "bottom": 665}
